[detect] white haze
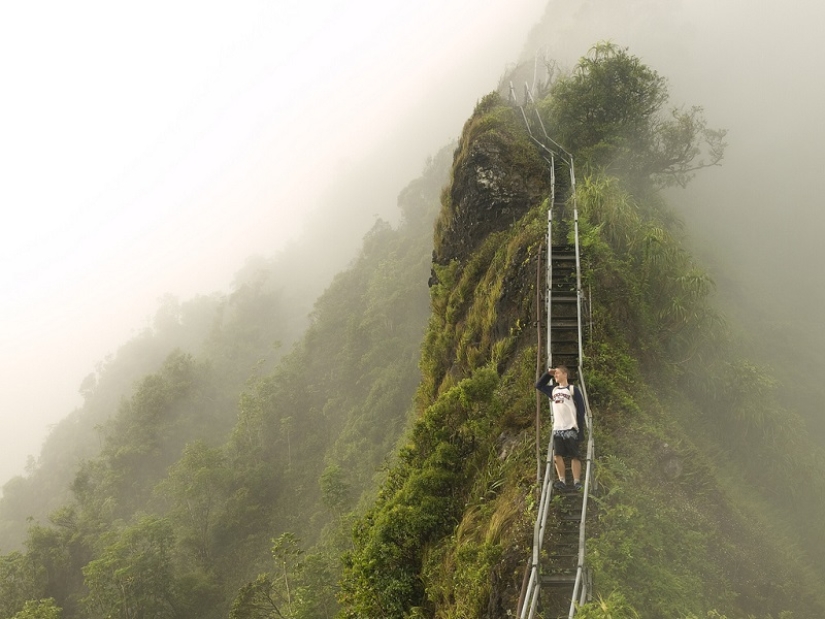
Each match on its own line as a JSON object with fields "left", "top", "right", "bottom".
{"left": 0, "top": 0, "right": 546, "bottom": 488}
{"left": 522, "top": 0, "right": 825, "bottom": 308}
{"left": 3, "top": 0, "right": 824, "bottom": 489}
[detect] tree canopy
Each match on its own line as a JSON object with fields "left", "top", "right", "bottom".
{"left": 545, "top": 42, "right": 727, "bottom": 188}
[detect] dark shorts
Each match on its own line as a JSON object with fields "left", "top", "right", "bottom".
{"left": 553, "top": 432, "right": 581, "bottom": 459}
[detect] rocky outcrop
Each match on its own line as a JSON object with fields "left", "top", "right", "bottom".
{"left": 434, "top": 95, "right": 550, "bottom": 265}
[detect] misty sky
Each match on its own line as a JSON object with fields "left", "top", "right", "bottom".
{"left": 526, "top": 0, "right": 825, "bottom": 305}
{"left": 0, "top": 0, "right": 545, "bottom": 486}
{"left": 2, "top": 0, "right": 824, "bottom": 488}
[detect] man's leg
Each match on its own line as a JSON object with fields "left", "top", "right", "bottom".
{"left": 571, "top": 457, "right": 582, "bottom": 483}
{"left": 554, "top": 454, "right": 567, "bottom": 481}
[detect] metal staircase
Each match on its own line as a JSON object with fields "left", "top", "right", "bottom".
{"left": 550, "top": 245, "right": 581, "bottom": 380}
{"left": 512, "top": 83, "right": 596, "bottom": 619}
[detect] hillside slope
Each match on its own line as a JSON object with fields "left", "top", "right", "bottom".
{"left": 0, "top": 145, "right": 451, "bottom": 619}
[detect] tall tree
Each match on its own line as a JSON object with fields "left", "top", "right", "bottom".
{"left": 546, "top": 42, "right": 726, "bottom": 187}
{"left": 82, "top": 517, "right": 178, "bottom": 619}
{"left": 10, "top": 599, "right": 62, "bottom": 619}
{"left": 155, "top": 441, "right": 230, "bottom": 567}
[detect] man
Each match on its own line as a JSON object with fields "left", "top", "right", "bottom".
{"left": 535, "top": 365, "right": 586, "bottom": 491}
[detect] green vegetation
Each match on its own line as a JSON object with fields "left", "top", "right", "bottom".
{"left": 1, "top": 42, "right": 824, "bottom": 619}
{"left": 544, "top": 42, "right": 726, "bottom": 190}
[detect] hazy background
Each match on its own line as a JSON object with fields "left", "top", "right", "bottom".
{"left": 520, "top": 0, "right": 825, "bottom": 434}
{"left": 0, "top": 0, "right": 545, "bottom": 487}
{"left": 2, "top": 0, "right": 823, "bottom": 487}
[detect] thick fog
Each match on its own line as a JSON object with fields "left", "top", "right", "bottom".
{"left": 2, "top": 0, "right": 824, "bottom": 489}
{"left": 522, "top": 0, "right": 825, "bottom": 309}
{"left": 0, "top": 0, "right": 545, "bottom": 487}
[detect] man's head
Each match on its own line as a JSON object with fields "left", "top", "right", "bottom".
{"left": 554, "top": 365, "right": 569, "bottom": 383}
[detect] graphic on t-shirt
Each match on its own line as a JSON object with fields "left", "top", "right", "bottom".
{"left": 553, "top": 388, "right": 572, "bottom": 404}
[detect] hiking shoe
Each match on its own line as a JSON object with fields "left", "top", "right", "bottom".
{"left": 553, "top": 480, "right": 567, "bottom": 491}
{"left": 573, "top": 481, "right": 583, "bottom": 492}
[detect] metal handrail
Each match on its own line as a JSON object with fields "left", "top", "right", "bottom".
{"left": 525, "top": 87, "right": 573, "bottom": 165}
{"left": 571, "top": 161, "right": 584, "bottom": 366}
{"left": 519, "top": 442, "right": 558, "bottom": 619}
{"left": 569, "top": 370, "right": 595, "bottom": 617}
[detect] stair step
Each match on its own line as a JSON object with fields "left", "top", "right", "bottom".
{"left": 549, "top": 364, "right": 579, "bottom": 371}
{"left": 554, "top": 536, "right": 579, "bottom": 544}
{"left": 549, "top": 538, "right": 578, "bottom": 545}
{"left": 550, "top": 353, "right": 579, "bottom": 363}
{"left": 549, "top": 553, "right": 579, "bottom": 561}
{"left": 547, "top": 556, "right": 578, "bottom": 564}
{"left": 540, "top": 574, "right": 577, "bottom": 586}
{"left": 547, "top": 562, "right": 578, "bottom": 572}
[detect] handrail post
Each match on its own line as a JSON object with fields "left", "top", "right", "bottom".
{"left": 570, "top": 158, "right": 584, "bottom": 366}
{"left": 547, "top": 158, "right": 555, "bottom": 369}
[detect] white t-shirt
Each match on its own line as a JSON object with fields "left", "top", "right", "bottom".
{"left": 551, "top": 384, "right": 578, "bottom": 433}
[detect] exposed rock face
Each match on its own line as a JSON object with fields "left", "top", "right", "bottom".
{"left": 434, "top": 99, "right": 550, "bottom": 265}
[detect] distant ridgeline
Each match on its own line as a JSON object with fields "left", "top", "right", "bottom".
{"left": 0, "top": 135, "right": 450, "bottom": 619}
{"left": 2, "top": 44, "right": 825, "bottom": 619}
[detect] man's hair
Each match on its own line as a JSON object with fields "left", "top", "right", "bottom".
{"left": 555, "top": 364, "right": 569, "bottom": 376}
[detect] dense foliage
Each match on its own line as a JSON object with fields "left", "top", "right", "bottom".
{"left": 544, "top": 43, "right": 726, "bottom": 189}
